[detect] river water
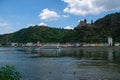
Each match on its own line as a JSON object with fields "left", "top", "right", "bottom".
{"left": 0, "top": 47, "right": 120, "bottom": 80}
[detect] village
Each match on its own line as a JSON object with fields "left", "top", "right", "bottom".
{"left": 0, "top": 37, "right": 120, "bottom": 47}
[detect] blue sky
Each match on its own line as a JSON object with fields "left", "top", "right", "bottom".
{"left": 0, "top": 0, "right": 120, "bottom": 34}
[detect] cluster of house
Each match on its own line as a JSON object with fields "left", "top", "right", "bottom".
{"left": 0, "top": 41, "right": 120, "bottom": 47}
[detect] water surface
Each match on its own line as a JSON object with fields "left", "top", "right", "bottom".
{"left": 0, "top": 47, "right": 120, "bottom": 80}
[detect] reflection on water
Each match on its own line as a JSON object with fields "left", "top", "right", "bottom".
{"left": 18, "top": 47, "right": 120, "bottom": 64}
{"left": 0, "top": 47, "right": 120, "bottom": 80}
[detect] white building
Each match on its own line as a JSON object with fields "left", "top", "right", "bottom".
{"left": 26, "top": 42, "right": 33, "bottom": 47}
{"left": 11, "top": 43, "right": 18, "bottom": 47}
{"left": 108, "top": 36, "right": 113, "bottom": 46}
{"left": 115, "top": 43, "right": 120, "bottom": 46}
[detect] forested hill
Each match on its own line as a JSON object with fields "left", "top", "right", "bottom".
{"left": 94, "top": 12, "right": 120, "bottom": 42}
{"left": 63, "top": 12, "right": 120, "bottom": 43}
{"left": 0, "top": 12, "right": 120, "bottom": 44}
{"left": 0, "top": 26, "right": 70, "bottom": 43}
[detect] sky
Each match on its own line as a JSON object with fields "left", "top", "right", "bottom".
{"left": 0, "top": 0, "right": 120, "bottom": 34}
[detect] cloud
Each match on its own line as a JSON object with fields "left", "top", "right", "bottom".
{"left": 64, "top": 26, "right": 73, "bottom": 30}
{"left": 63, "top": 14, "right": 69, "bottom": 18}
{"left": 39, "top": 8, "right": 60, "bottom": 21}
{"left": 0, "top": 22, "right": 14, "bottom": 34}
{"left": 38, "top": 22, "right": 47, "bottom": 26}
{"left": 0, "top": 22, "right": 10, "bottom": 27}
{"left": 26, "top": 24, "right": 35, "bottom": 27}
{"left": 62, "top": 0, "right": 120, "bottom": 15}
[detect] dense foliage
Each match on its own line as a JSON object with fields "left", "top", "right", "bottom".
{"left": 0, "top": 12, "right": 120, "bottom": 44}
{"left": 94, "top": 12, "right": 120, "bottom": 42}
{"left": 0, "top": 26, "right": 69, "bottom": 43}
{"left": 62, "top": 25, "right": 106, "bottom": 43}
{"left": 0, "top": 65, "right": 21, "bottom": 80}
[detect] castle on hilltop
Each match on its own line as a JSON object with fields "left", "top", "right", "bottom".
{"left": 77, "top": 19, "right": 93, "bottom": 27}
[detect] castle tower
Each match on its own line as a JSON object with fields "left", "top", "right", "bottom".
{"left": 84, "top": 19, "right": 87, "bottom": 24}
{"left": 91, "top": 20, "right": 93, "bottom": 24}
{"left": 78, "top": 19, "right": 87, "bottom": 27}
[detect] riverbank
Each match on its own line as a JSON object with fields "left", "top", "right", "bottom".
{"left": 0, "top": 46, "right": 120, "bottom": 49}
{"left": 73, "top": 46, "right": 120, "bottom": 49}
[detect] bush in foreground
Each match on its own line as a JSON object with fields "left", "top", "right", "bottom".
{"left": 0, "top": 65, "right": 21, "bottom": 80}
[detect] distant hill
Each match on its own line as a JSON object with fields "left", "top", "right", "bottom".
{"left": 0, "top": 12, "right": 120, "bottom": 44}
{"left": 0, "top": 26, "right": 70, "bottom": 44}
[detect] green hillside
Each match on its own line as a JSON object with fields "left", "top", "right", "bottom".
{"left": 94, "top": 12, "right": 120, "bottom": 42}
{"left": 0, "top": 26, "right": 70, "bottom": 43}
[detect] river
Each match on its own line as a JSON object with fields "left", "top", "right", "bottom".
{"left": 0, "top": 47, "right": 120, "bottom": 80}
